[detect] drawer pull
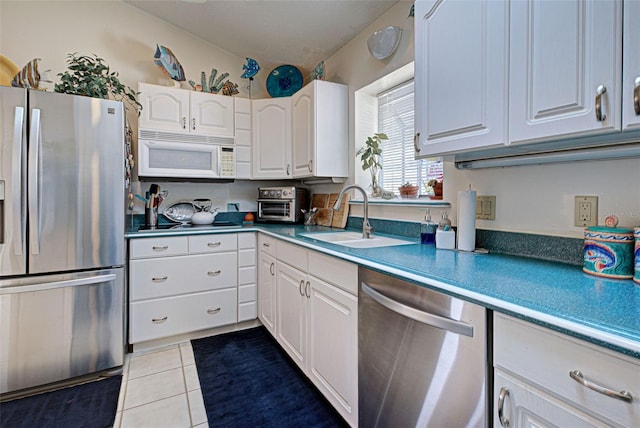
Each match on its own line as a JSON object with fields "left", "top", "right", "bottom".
{"left": 152, "top": 276, "right": 168, "bottom": 282}
{"left": 207, "top": 270, "right": 222, "bottom": 276}
{"left": 498, "top": 386, "right": 510, "bottom": 427}
{"left": 569, "top": 370, "right": 633, "bottom": 403}
{"left": 207, "top": 242, "right": 221, "bottom": 247}
{"left": 152, "top": 245, "right": 168, "bottom": 251}
{"left": 262, "top": 242, "right": 270, "bottom": 247}
{"left": 152, "top": 316, "right": 168, "bottom": 323}
{"left": 207, "top": 307, "right": 221, "bottom": 314}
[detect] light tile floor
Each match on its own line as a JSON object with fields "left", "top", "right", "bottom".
{"left": 113, "top": 342, "right": 208, "bottom": 428}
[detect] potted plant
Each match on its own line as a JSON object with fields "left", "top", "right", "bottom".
{"left": 398, "top": 182, "right": 420, "bottom": 198}
{"left": 426, "top": 179, "right": 443, "bottom": 199}
{"left": 357, "top": 133, "right": 387, "bottom": 196}
{"left": 55, "top": 53, "right": 141, "bottom": 113}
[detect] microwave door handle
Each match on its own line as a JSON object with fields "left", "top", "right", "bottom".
{"left": 217, "top": 147, "right": 222, "bottom": 176}
{"left": 28, "top": 108, "right": 41, "bottom": 255}
{"left": 11, "top": 106, "right": 25, "bottom": 255}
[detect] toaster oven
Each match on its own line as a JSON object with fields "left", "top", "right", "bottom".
{"left": 257, "top": 187, "right": 307, "bottom": 223}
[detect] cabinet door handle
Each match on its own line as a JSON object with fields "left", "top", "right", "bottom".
{"left": 497, "top": 386, "right": 510, "bottom": 427}
{"left": 152, "top": 276, "right": 168, "bottom": 282}
{"left": 152, "top": 316, "right": 168, "bottom": 323}
{"left": 413, "top": 132, "right": 421, "bottom": 153}
{"left": 634, "top": 76, "right": 640, "bottom": 115}
{"left": 182, "top": 116, "right": 187, "bottom": 129}
{"left": 299, "top": 280, "right": 305, "bottom": 296}
{"left": 286, "top": 164, "right": 291, "bottom": 176}
{"left": 207, "top": 269, "right": 222, "bottom": 276}
{"left": 152, "top": 245, "right": 168, "bottom": 251}
{"left": 270, "top": 262, "right": 275, "bottom": 276}
{"left": 569, "top": 370, "right": 633, "bottom": 403}
{"left": 305, "top": 281, "right": 310, "bottom": 298}
{"left": 595, "top": 84, "right": 607, "bottom": 121}
{"left": 207, "top": 307, "right": 221, "bottom": 315}
{"left": 192, "top": 117, "right": 196, "bottom": 130}
{"left": 207, "top": 241, "right": 221, "bottom": 247}
{"left": 308, "top": 160, "right": 313, "bottom": 173}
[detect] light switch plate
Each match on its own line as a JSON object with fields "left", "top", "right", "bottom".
{"left": 476, "top": 195, "right": 496, "bottom": 220}
{"left": 574, "top": 195, "right": 598, "bottom": 227}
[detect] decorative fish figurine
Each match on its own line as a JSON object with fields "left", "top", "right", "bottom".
{"left": 11, "top": 58, "right": 52, "bottom": 89}
{"left": 312, "top": 60, "right": 325, "bottom": 80}
{"left": 241, "top": 57, "right": 260, "bottom": 79}
{"left": 153, "top": 44, "right": 185, "bottom": 81}
{"left": 220, "top": 80, "right": 239, "bottom": 96}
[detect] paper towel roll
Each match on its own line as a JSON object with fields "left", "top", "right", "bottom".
{"left": 457, "top": 190, "right": 476, "bottom": 252}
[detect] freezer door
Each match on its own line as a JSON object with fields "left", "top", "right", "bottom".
{"left": 0, "top": 86, "right": 27, "bottom": 277}
{"left": 28, "top": 91, "right": 125, "bottom": 273}
{"left": 0, "top": 268, "right": 124, "bottom": 394}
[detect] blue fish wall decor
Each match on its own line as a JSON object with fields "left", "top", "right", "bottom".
{"left": 241, "top": 57, "right": 260, "bottom": 79}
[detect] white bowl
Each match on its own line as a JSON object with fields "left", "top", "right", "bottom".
{"left": 191, "top": 210, "right": 218, "bottom": 225}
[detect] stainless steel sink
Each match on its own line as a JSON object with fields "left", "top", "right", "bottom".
{"left": 301, "top": 231, "right": 414, "bottom": 248}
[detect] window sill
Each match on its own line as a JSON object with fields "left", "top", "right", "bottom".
{"left": 349, "top": 196, "right": 450, "bottom": 207}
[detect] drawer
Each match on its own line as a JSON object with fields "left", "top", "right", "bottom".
{"left": 308, "top": 250, "right": 358, "bottom": 295}
{"left": 238, "top": 232, "right": 257, "bottom": 249}
{"left": 130, "top": 236, "right": 188, "bottom": 259}
{"left": 238, "top": 248, "right": 256, "bottom": 267}
{"left": 238, "top": 301, "right": 257, "bottom": 322}
{"left": 494, "top": 313, "right": 640, "bottom": 427}
{"left": 277, "top": 240, "right": 307, "bottom": 272}
{"left": 130, "top": 253, "right": 237, "bottom": 301}
{"left": 238, "top": 265, "right": 256, "bottom": 286}
{"left": 130, "top": 288, "right": 238, "bottom": 343}
{"left": 258, "top": 233, "right": 277, "bottom": 257}
{"left": 238, "top": 283, "right": 257, "bottom": 303}
{"left": 189, "top": 233, "right": 237, "bottom": 254}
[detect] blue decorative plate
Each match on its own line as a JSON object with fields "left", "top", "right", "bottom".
{"left": 266, "top": 65, "right": 303, "bottom": 97}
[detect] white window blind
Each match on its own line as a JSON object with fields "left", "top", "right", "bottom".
{"left": 378, "top": 80, "right": 443, "bottom": 196}
{"left": 378, "top": 80, "right": 423, "bottom": 193}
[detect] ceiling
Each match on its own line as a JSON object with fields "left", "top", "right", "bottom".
{"left": 125, "top": 0, "right": 399, "bottom": 72}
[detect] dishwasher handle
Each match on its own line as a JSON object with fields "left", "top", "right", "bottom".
{"left": 361, "top": 282, "right": 474, "bottom": 337}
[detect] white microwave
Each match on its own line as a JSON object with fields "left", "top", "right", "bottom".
{"left": 138, "top": 131, "right": 235, "bottom": 179}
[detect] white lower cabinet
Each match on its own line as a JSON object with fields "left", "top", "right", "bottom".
{"left": 129, "top": 233, "right": 260, "bottom": 344}
{"left": 258, "top": 236, "right": 358, "bottom": 427}
{"left": 493, "top": 313, "right": 639, "bottom": 428}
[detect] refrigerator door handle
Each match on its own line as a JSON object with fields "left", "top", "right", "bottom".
{"left": 0, "top": 273, "right": 117, "bottom": 295}
{"left": 12, "top": 106, "right": 25, "bottom": 255}
{"left": 28, "top": 108, "right": 41, "bottom": 255}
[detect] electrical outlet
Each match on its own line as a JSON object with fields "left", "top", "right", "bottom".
{"left": 574, "top": 196, "right": 598, "bottom": 227}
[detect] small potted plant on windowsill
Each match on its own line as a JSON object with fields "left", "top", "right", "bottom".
{"left": 398, "top": 182, "right": 420, "bottom": 199}
{"left": 426, "top": 179, "right": 443, "bottom": 200}
{"left": 357, "top": 133, "right": 387, "bottom": 197}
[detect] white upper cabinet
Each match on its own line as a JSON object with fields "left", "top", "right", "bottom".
{"left": 291, "top": 80, "right": 348, "bottom": 179}
{"left": 414, "top": 0, "right": 509, "bottom": 157}
{"left": 509, "top": 0, "right": 622, "bottom": 144}
{"left": 138, "top": 82, "right": 234, "bottom": 137}
{"left": 252, "top": 97, "right": 292, "bottom": 179}
{"left": 623, "top": 0, "right": 640, "bottom": 131}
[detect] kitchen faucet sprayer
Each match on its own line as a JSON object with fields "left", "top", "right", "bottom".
{"left": 334, "top": 184, "right": 373, "bottom": 239}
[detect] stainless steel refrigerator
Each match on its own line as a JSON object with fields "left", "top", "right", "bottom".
{"left": 0, "top": 86, "right": 125, "bottom": 396}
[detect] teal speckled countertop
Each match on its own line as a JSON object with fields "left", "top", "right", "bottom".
{"left": 126, "top": 223, "right": 640, "bottom": 357}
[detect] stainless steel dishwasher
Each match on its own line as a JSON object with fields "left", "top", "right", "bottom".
{"left": 359, "top": 267, "right": 489, "bottom": 427}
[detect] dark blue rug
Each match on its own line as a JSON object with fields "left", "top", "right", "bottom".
{"left": 0, "top": 376, "right": 121, "bottom": 428}
{"left": 191, "top": 326, "right": 348, "bottom": 428}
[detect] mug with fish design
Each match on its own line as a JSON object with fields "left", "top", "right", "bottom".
{"left": 583, "top": 226, "right": 634, "bottom": 279}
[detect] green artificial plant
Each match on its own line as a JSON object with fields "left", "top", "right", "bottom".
{"left": 357, "top": 133, "right": 387, "bottom": 196}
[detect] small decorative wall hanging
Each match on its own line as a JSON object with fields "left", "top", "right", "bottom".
{"left": 312, "top": 60, "right": 325, "bottom": 80}
{"left": 409, "top": 3, "right": 415, "bottom": 17}
{"left": 153, "top": 44, "right": 185, "bottom": 83}
{"left": 367, "top": 26, "right": 402, "bottom": 60}
{"left": 240, "top": 57, "right": 261, "bottom": 98}
{"left": 188, "top": 68, "right": 238, "bottom": 96}
{"left": 11, "top": 58, "right": 52, "bottom": 89}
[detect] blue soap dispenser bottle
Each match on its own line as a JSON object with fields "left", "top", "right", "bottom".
{"left": 421, "top": 208, "right": 437, "bottom": 244}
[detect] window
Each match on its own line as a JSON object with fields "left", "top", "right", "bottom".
{"left": 377, "top": 80, "right": 442, "bottom": 195}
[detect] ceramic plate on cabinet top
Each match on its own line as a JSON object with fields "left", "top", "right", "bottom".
{"left": 266, "top": 65, "right": 303, "bottom": 97}
{"left": 163, "top": 201, "right": 195, "bottom": 223}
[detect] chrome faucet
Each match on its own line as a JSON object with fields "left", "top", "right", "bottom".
{"left": 333, "top": 184, "right": 373, "bottom": 239}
